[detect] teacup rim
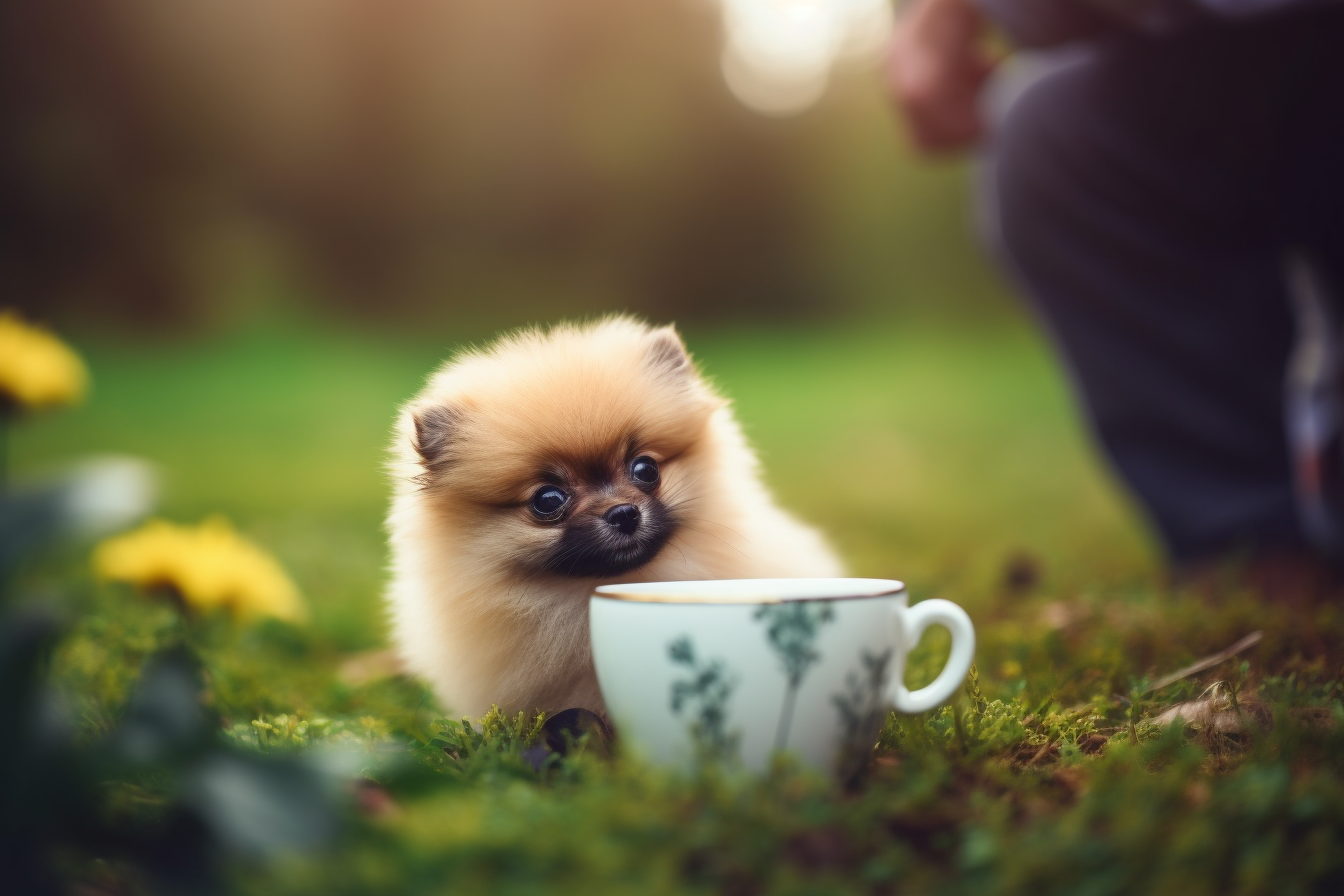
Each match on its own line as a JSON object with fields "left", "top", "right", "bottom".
{"left": 592, "top": 577, "right": 907, "bottom": 605}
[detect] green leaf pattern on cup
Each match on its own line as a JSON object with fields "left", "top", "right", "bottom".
{"left": 667, "top": 635, "right": 740, "bottom": 763}
{"left": 667, "top": 605, "right": 893, "bottom": 771}
{"left": 831, "top": 648, "right": 894, "bottom": 783}
{"left": 753, "top": 603, "right": 836, "bottom": 752}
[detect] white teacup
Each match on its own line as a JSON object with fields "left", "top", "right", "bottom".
{"left": 589, "top": 578, "right": 975, "bottom": 775}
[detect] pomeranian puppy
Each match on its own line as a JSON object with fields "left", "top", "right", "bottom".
{"left": 385, "top": 316, "right": 843, "bottom": 719}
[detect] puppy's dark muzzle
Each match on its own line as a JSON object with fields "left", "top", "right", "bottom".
{"left": 543, "top": 500, "right": 675, "bottom": 578}
{"left": 603, "top": 503, "right": 640, "bottom": 535}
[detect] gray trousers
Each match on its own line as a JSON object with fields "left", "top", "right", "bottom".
{"left": 981, "top": 8, "right": 1344, "bottom": 564}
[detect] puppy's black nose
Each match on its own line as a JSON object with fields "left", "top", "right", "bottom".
{"left": 603, "top": 503, "right": 641, "bottom": 535}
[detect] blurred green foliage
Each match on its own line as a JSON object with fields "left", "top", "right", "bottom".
{"left": 1, "top": 3, "right": 1004, "bottom": 334}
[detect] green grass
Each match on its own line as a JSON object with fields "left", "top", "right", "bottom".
{"left": 9, "top": 313, "right": 1344, "bottom": 895}
{"left": 15, "top": 313, "right": 1148, "bottom": 637}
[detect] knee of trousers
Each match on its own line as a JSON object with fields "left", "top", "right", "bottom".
{"left": 983, "top": 62, "right": 1106, "bottom": 313}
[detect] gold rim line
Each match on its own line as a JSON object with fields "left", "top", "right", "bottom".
{"left": 590, "top": 585, "right": 908, "bottom": 605}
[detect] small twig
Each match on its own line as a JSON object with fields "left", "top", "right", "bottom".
{"left": 1145, "top": 631, "right": 1263, "bottom": 695}
{"left": 1025, "top": 738, "right": 1057, "bottom": 767}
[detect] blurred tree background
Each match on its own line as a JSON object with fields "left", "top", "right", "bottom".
{"left": 1, "top": 0, "right": 1007, "bottom": 335}
{"left": 2, "top": 0, "right": 1152, "bottom": 643}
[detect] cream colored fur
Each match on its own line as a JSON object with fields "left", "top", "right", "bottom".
{"left": 385, "top": 317, "right": 843, "bottom": 719}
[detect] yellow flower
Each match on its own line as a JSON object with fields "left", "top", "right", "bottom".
{"left": 93, "top": 517, "right": 306, "bottom": 623}
{"left": 0, "top": 309, "right": 88, "bottom": 411}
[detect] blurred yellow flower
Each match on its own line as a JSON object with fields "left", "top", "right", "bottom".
{"left": 0, "top": 309, "right": 88, "bottom": 411}
{"left": 93, "top": 517, "right": 306, "bottom": 623}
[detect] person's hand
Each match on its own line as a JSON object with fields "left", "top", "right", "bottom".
{"left": 885, "top": 0, "right": 999, "bottom": 155}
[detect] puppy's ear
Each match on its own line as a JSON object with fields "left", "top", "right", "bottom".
{"left": 412, "top": 405, "right": 458, "bottom": 468}
{"left": 644, "top": 325, "right": 691, "bottom": 377}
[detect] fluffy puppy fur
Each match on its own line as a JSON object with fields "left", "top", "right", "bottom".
{"left": 385, "top": 317, "right": 843, "bottom": 719}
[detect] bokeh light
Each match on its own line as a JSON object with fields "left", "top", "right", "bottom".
{"left": 718, "top": 0, "right": 893, "bottom": 116}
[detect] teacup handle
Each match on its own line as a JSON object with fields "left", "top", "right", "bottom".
{"left": 888, "top": 598, "right": 976, "bottom": 713}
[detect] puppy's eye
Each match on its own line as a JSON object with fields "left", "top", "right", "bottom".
{"left": 629, "top": 456, "right": 659, "bottom": 487}
{"left": 531, "top": 486, "right": 569, "bottom": 519}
